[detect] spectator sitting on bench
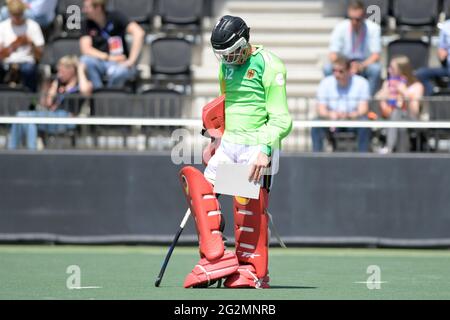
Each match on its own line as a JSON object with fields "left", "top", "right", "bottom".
{"left": 376, "top": 55, "right": 424, "bottom": 153}
{"left": 311, "top": 55, "right": 371, "bottom": 152}
{"left": 8, "top": 55, "right": 93, "bottom": 150}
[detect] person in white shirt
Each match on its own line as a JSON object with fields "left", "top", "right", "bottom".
{"left": 0, "top": 0, "right": 58, "bottom": 28}
{"left": 0, "top": 0, "right": 44, "bottom": 92}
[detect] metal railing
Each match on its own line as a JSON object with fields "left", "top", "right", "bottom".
{"left": 1, "top": 93, "right": 450, "bottom": 152}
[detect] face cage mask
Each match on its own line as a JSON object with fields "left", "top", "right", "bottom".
{"left": 213, "top": 37, "right": 249, "bottom": 65}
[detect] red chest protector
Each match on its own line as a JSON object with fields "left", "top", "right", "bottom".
{"left": 202, "top": 95, "right": 225, "bottom": 166}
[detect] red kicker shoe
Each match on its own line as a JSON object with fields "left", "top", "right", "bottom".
{"left": 224, "top": 265, "right": 270, "bottom": 289}
{"left": 184, "top": 250, "right": 239, "bottom": 288}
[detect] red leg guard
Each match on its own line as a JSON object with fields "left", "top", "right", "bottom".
{"left": 179, "top": 166, "right": 225, "bottom": 261}
{"left": 225, "top": 188, "right": 270, "bottom": 288}
{"left": 179, "top": 166, "right": 239, "bottom": 288}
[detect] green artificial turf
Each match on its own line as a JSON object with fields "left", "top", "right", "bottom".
{"left": 1, "top": 245, "right": 450, "bottom": 300}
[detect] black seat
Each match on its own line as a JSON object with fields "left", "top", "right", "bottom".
{"left": 107, "top": 0, "right": 155, "bottom": 31}
{"left": 387, "top": 39, "right": 430, "bottom": 70}
{"left": 57, "top": 0, "right": 85, "bottom": 17}
{"left": 135, "top": 88, "right": 184, "bottom": 118}
{"left": 157, "top": 0, "right": 204, "bottom": 38}
{"left": 149, "top": 37, "right": 193, "bottom": 94}
{"left": 327, "top": 130, "right": 360, "bottom": 152}
{"left": 392, "top": 0, "right": 440, "bottom": 35}
{"left": 55, "top": 0, "right": 85, "bottom": 39}
{"left": 0, "top": 85, "right": 34, "bottom": 116}
{"left": 427, "top": 91, "right": 450, "bottom": 151}
{"left": 137, "top": 88, "right": 185, "bottom": 146}
{"left": 91, "top": 88, "right": 135, "bottom": 117}
{"left": 444, "top": 0, "right": 450, "bottom": 19}
{"left": 0, "top": 85, "right": 34, "bottom": 146}
{"left": 91, "top": 88, "right": 135, "bottom": 147}
{"left": 41, "top": 38, "right": 81, "bottom": 72}
{"left": 361, "top": 0, "right": 390, "bottom": 29}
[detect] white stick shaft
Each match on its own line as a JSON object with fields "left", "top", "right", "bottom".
{"left": 180, "top": 208, "right": 191, "bottom": 228}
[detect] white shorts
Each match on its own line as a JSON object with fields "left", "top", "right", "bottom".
{"left": 204, "top": 139, "right": 279, "bottom": 189}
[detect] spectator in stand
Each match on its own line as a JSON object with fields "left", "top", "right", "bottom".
{"left": 312, "top": 55, "right": 371, "bottom": 152}
{"left": 324, "top": 0, "right": 381, "bottom": 95}
{"left": 416, "top": 17, "right": 450, "bottom": 96}
{"left": 79, "top": 0, "right": 145, "bottom": 90}
{"left": 376, "top": 56, "right": 424, "bottom": 153}
{"left": 0, "top": 0, "right": 58, "bottom": 29}
{"left": 8, "top": 55, "right": 93, "bottom": 150}
{"left": 0, "top": 0, "right": 44, "bottom": 92}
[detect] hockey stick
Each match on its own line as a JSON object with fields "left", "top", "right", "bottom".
{"left": 154, "top": 208, "right": 191, "bottom": 287}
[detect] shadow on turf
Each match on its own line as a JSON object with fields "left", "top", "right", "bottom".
{"left": 268, "top": 285, "right": 317, "bottom": 290}
{"left": 191, "top": 285, "right": 318, "bottom": 290}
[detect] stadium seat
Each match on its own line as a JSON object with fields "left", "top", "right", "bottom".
{"left": 427, "top": 91, "right": 450, "bottom": 151}
{"left": 0, "top": 85, "right": 33, "bottom": 116}
{"left": 149, "top": 37, "right": 193, "bottom": 94}
{"left": 157, "top": 0, "right": 204, "bottom": 38}
{"left": 361, "top": 0, "right": 390, "bottom": 29}
{"left": 55, "top": 0, "right": 85, "bottom": 39}
{"left": 91, "top": 88, "right": 136, "bottom": 148}
{"left": 387, "top": 39, "right": 430, "bottom": 70}
{"left": 136, "top": 88, "right": 184, "bottom": 118}
{"left": 443, "top": 0, "right": 450, "bottom": 19}
{"left": 137, "top": 88, "right": 185, "bottom": 146}
{"left": 41, "top": 38, "right": 81, "bottom": 73}
{"left": 392, "top": 0, "right": 440, "bottom": 35}
{"left": 91, "top": 88, "right": 134, "bottom": 117}
{"left": 107, "top": 0, "right": 155, "bottom": 31}
{"left": 327, "top": 130, "right": 360, "bottom": 152}
{"left": 0, "top": 85, "right": 35, "bottom": 142}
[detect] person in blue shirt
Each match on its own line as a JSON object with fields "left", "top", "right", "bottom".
{"left": 324, "top": 0, "right": 381, "bottom": 95}
{"left": 312, "top": 55, "right": 371, "bottom": 152}
{"left": 0, "top": 0, "right": 57, "bottom": 28}
{"left": 416, "top": 19, "right": 450, "bottom": 96}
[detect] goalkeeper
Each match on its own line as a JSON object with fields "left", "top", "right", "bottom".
{"left": 179, "top": 15, "right": 292, "bottom": 289}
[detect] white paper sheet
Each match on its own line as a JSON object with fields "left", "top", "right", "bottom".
{"left": 213, "top": 163, "right": 261, "bottom": 199}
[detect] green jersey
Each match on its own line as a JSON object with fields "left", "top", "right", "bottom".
{"left": 218, "top": 45, "right": 292, "bottom": 155}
